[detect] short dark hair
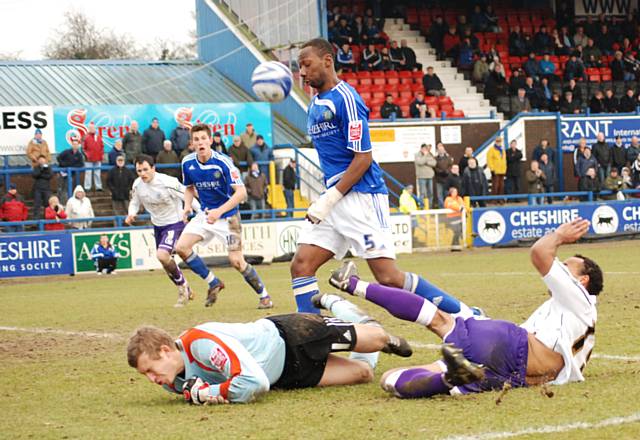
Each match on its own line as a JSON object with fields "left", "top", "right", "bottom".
{"left": 301, "top": 38, "right": 335, "bottom": 58}
{"left": 135, "top": 154, "right": 155, "bottom": 166}
{"left": 575, "top": 254, "right": 604, "bottom": 296}
{"left": 191, "top": 123, "right": 211, "bottom": 138}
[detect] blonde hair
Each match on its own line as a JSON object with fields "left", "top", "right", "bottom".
{"left": 126, "top": 325, "right": 174, "bottom": 368}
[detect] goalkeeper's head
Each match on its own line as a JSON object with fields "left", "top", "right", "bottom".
{"left": 127, "top": 326, "right": 184, "bottom": 386}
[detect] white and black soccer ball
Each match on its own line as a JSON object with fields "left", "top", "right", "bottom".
{"left": 251, "top": 61, "right": 293, "bottom": 103}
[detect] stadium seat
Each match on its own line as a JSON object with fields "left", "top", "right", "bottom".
{"left": 397, "top": 97, "right": 412, "bottom": 106}
{"left": 589, "top": 74, "right": 601, "bottom": 82}
{"left": 412, "top": 71, "right": 423, "bottom": 80}
{"left": 371, "top": 84, "right": 385, "bottom": 92}
{"left": 387, "top": 77, "right": 399, "bottom": 86}
{"left": 398, "top": 83, "right": 412, "bottom": 92}
{"left": 398, "top": 71, "right": 412, "bottom": 78}
{"left": 358, "top": 84, "right": 372, "bottom": 93}
{"left": 400, "top": 105, "right": 411, "bottom": 115}
{"left": 438, "top": 96, "right": 453, "bottom": 105}
{"left": 346, "top": 78, "right": 359, "bottom": 87}
{"left": 358, "top": 71, "right": 371, "bottom": 78}
{"left": 372, "top": 91, "right": 385, "bottom": 99}
{"left": 360, "top": 92, "right": 372, "bottom": 100}
{"left": 440, "top": 104, "right": 454, "bottom": 115}
{"left": 411, "top": 83, "right": 424, "bottom": 93}
{"left": 400, "top": 91, "right": 413, "bottom": 99}
{"left": 370, "top": 111, "right": 382, "bottom": 119}
{"left": 425, "top": 96, "right": 438, "bottom": 105}
{"left": 385, "top": 70, "right": 399, "bottom": 78}
{"left": 601, "top": 74, "right": 612, "bottom": 82}
{"left": 450, "top": 110, "right": 465, "bottom": 118}
{"left": 373, "top": 77, "right": 386, "bottom": 85}
{"left": 359, "top": 78, "right": 372, "bottom": 86}
{"left": 400, "top": 77, "right": 414, "bottom": 85}
{"left": 371, "top": 71, "right": 385, "bottom": 78}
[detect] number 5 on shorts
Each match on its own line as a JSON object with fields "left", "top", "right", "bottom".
{"left": 364, "top": 234, "right": 375, "bottom": 250}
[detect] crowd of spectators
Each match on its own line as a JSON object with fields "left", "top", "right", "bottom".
{"left": 1, "top": 119, "right": 298, "bottom": 232}
{"left": 410, "top": 131, "right": 639, "bottom": 209}
{"left": 423, "top": 5, "right": 640, "bottom": 117}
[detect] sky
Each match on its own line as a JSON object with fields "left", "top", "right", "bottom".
{"left": 0, "top": 0, "right": 196, "bottom": 59}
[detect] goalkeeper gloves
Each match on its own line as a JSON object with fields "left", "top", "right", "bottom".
{"left": 182, "top": 376, "right": 229, "bottom": 405}
{"left": 306, "top": 187, "right": 343, "bottom": 224}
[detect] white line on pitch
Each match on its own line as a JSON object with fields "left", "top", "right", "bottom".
{"left": 441, "top": 413, "right": 640, "bottom": 440}
{"left": 0, "top": 326, "right": 122, "bottom": 339}
{"left": 408, "top": 341, "right": 640, "bottom": 362}
{"left": 439, "top": 271, "right": 639, "bottom": 276}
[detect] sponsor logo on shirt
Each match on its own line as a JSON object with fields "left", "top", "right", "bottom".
{"left": 349, "top": 120, "right": 362, "bottom": 142}
{"left": 210, "top": 347, "right": 228, "bottom": 372}
{"left": 308, "top": 121, "right": 338, "bottom": 135}
{"left": 188, "top": 165, "right": 195, "bottom": 170}
{"left": 195, "top": 181, "right": 221, "bottom": 189}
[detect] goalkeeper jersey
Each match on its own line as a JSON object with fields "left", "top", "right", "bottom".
{"left": 163, "top": 320, "right": 286, "bottom": 403}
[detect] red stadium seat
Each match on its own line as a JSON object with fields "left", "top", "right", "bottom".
{"left": 438, "top": 96, "right": 453, "bottom": 105}
{"left": 360, "top": 92, "right": 372, "bottom": 100}
{"left": 589, "top": 74, "right": 601, "bottom": 82}
{"left": 398, "top": 83, "right": 412, "bottom": 92}
{"left": 372, "top": 91, "right": 385, "bottom": 99}
{"left": 359, "top": 78, "right": 372, "bottom": 86}
{"left": 341, "top": 72, "right": 357, "bottom": 80}
{"left": 400, "top": 77, "right": 414, "bottom": 85}
{"left": 400, "top": 91, "right": 413, "bottom": 99}
{"left": 387, "top": 77, "right": 399, "bottom": 86}
{"left": 370, "top": 111, "right": 382, "bottom": 119}
{"left": 425, "top": 96, "right": 438, "bottom": 105}
{"left": 385, "top": 70, "right": 399, "bottom": 78}
{"left": 400, "top": 105, "right": 411, "bottom": 116}
{"left": 411, "top": 83, "right": 424, "bottom": 93}
{"left": 346, "top": 78, "right": 359, "bottom": 87}
{"left": 601, "top": 74, "right": 612, "bottom": 81}
{"left": 371, "top": 71, "right": 385, "bottom": 78}
{"left": 440, "top": 105, "right": 454, "bottom": 114}
{"left": 397, "top": 97, "right": 412, "bottom": 106}
{"left": 398, "top": 71, "right": 412, "bottom": 78}
{"left": 357, "top": 84, "right": 372, "bottom": 93}
{"left": 358, "top": 71, "right": 371, "bottom": 78}
{"left": 450, "top": 110, "right": 465, "bottom": 118}
{"left": 412, "top": 71, "right": 423, "bottom": 80}
{"left": 373, "top": 77, "right": 386, "bottom": 85}
{"left": 371, "top": 84, "right": 385, "bottom": 92}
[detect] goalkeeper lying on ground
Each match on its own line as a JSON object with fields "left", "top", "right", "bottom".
{"left": 127, "top": 300, "right": 412, "bottom": 404}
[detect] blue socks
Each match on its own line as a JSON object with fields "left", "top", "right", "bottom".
{"left": 404, "top": 272, "right": 474, "bottom": 317}
{"left": 185, "top": 252, "right": 219, "bottom": 287}
{"left": 241, "top": 263, "right": 269, "bottom": 299}
{"left": 292, "top": 276, "right": 320, "bottom": 313}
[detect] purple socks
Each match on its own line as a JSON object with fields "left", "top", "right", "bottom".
{"left": 391, "top": 368, "right": 450, "bottom": 398}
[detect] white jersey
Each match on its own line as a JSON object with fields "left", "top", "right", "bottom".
{"left": 521, "top": 258, "right": 597, "bottom": 385}
{"left": 128, "top": 172, "right": 200, "bottom": 226}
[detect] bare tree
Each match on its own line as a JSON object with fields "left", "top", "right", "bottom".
{"left": 0, "top": 51, "right": 22, "bottom": 61}
{"left": 43, "top": 10, "right": 142, "bottom": 60}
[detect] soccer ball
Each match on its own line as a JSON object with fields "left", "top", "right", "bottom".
{"left": 251, "top": 61, "right": 293, "bottom": 103}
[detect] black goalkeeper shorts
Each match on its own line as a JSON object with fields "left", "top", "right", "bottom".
{"left": 266, "top": 313, "right": 358, "bottom": 390}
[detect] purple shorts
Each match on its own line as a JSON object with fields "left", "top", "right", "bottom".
{"left": 444, "top": 317, "right": 529, "bottom": 394}
{"left": 153, "top": 222, "right": 186, "bottom": 253}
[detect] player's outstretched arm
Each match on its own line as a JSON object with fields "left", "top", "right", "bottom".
{"left": 531, "top": 218, "right": 590, "bottom": 276}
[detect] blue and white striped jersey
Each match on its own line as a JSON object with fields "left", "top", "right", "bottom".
{"left": 181, "top": 151, "right": 243, "bottom": 218}
{"left": 307, "top": 81, "right": 387, "bottom": 194}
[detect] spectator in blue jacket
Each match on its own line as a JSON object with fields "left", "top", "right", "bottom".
{"left": 524, "top": 52, "right": 541, "bottom": 80}
{"left": 336, "top": 43, "right": 356, "bottom": 72}
{"left": 250, "top": 135, "right": 275, "bottom": 182}
{"left": 538, "top": 54, "right": 557, "bottom": 82}
{"left": 576, "top": 147, "right": 598, "bottom": 177}
{"left": 108, "top": 139, "right": 125, "bottom": 165}
{"left": 90, "top": 234, "right": 120, "bottom": 275}
{"left": 56, "top": 136, "right": 85, "bottom": 204}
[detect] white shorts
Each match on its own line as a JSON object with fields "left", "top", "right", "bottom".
{"left": 297, "top": 191, "right": 396, "bottom": 260}
{"left": 182, "top": 211, "right": 242, "bottom": 251}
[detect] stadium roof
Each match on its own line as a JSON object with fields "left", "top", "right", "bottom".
{"left": 0, "top": 59, "right": 304, "bottom": 144}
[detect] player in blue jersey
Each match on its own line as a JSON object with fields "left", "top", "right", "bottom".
{"left": 127, "top": 299, "right": 412, "bottom": 404}
{"left": 175, "top": 123, "right": 272, "bottom": 309}
{"left": 292, "top": 38, "right": 477, "bottom": 316}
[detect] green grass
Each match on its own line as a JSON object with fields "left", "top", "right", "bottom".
{"left": 1, "top": 241, "right": 639, "bottom": 439}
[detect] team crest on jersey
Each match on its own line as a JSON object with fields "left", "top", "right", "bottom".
{"left": 322, "top": 109, "right": 334, "bottom": 121}
{"left": 213, "top": 170, "right": 222, "bottom": 179}
{"left": 348, "top": 120, "right": 363, "bottom": 141}
{"left": 210, "top": 347, "right": 228, "bottom": 372}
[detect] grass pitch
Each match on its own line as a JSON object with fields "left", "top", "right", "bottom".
{"left": 1, "top": 241, "right": 639, "bottom": 440}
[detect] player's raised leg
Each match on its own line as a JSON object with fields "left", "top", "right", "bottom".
{"left": 290, "top": 243, "right": 335, "bottom": 313}
{"left": 175, "top": 232, "right": 224, "bottom": 306}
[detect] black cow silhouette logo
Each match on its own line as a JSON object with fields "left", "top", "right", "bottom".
{"left": 483, "top": 221, "right": 501, "bottom": 233}
{"left": 597, "top": 216, "right": 613, "bottom": 226}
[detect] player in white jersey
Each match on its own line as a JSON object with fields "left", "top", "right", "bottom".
{"left": 291, "top": 38, "right": 481, "bottom": 319}
{"left": 125, "top": 154, "right": 200, "bottom": 307}
{"left": 323, "top": 218, "right": 603, "bottom": 397}
{"left": 175, "top": 123, "right": 272, "bottom": 309}
{"left": 127, "top": 301, "right": 412, "bottom": 404}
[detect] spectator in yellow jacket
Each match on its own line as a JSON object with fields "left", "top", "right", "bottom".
{"left": 487, "top": 137, "right": 507, "bottom": 196}
{"left": 399, "top": 185, "right": 418, "bottom": 214}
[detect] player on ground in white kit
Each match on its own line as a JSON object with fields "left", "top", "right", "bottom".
{"left": 125, "top": 154, "right": 199, "bottom": 307}
{"left": 175, "top": 123, "right": 272, "bottom": 309}
{"left": 292, "top": 37, "right": 480, "bottom": 316}
{"left": 323, "top": 218, "right": 603, "bottom": 397}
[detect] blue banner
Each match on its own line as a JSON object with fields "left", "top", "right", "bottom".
{"left": 53, "top": 102, "right": 273, "bottom": 153}
{"left": 559, "top": 115, "right": 640, "bottom": 152}
{"left": 0, "top": 232, "right": 74, "bottom": 278}
{"left": 473, "top": 200, "right": 640, "bottom": 246}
